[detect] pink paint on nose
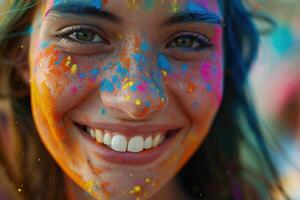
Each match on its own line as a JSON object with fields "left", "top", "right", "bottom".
{"left": 137, "top": 82, "right": 148, "bottom": 92}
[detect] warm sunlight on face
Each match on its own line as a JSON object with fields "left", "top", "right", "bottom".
{"left": 29, "top": 0, "right": 223, "bottom": 199}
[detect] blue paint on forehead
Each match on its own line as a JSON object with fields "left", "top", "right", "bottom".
{"left": 53, "top": 0, "right": 102, "bottom": 10}
{"left": 185, "top": 2, "right": 221, "bottom": 24}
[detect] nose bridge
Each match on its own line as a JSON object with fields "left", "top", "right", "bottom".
{"left": 100, "top": 35, "right": 167, "bottom": 119}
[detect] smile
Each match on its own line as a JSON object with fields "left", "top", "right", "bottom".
{"left": 76, "top": 123, "right": 180, "bottom": 153}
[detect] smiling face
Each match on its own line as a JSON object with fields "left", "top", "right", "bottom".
{"left": 29, "top": 0, "right": 223, "bottom": 199}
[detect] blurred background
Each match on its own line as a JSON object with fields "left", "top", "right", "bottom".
{"left": 246, "top": 0, "right": 300, "bottom": 199}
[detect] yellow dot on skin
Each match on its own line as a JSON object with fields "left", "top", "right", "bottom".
{"left": 145, "top": 178, "right": 150, "bottom": 183}
{"left": 129, "top": 190, "right": 135, "bottom": 194}
{"left": 133, "top": 186, "right": 141, "bottom": 192}
{"left": 122, "top": 82, "right": 130, "bottom": 90}
{"left": 162, "top": 70, "right": 167, "bottom": 76}
{"left": 125, "top": 95, "right": 131, "bottom": 100}
{"left": 70, "top": 64, "right": 78, "bottom": 74}
{"left": 17, "top": 188, "right": 22, "bottom": 192}
{"left": 128, "top": 81, "right": 134, "bottom": 87}
{"left": 135, "top": 99, "right": 142, "bottom": 106}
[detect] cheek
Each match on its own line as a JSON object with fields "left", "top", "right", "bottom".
{"left": 168, "top": 57, "right": 223, "bottom": 119}
{"left": 31, "top": 44, "right": 104, "bottom": 116}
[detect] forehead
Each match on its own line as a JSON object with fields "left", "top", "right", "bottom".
{"left": 42, "top": 0, "right": 222, "bottom": 18}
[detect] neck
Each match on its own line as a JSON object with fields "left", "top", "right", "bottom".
{"left": 65, "top": 175, "right": 190, "bottom": 200}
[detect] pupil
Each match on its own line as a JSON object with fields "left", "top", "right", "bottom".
{"left": 176, "top": 37, "right": 193, "bottom": 48}
{"left": 76, "top": 31, "right": 94, "bottom": 41}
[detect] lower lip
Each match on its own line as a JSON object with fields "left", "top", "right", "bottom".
{"left": 77, "top": 126, "right": 180, "bottom": 165}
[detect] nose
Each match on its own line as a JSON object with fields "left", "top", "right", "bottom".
{"left": 100, "top": 39, "right": 168, "bottom": 119}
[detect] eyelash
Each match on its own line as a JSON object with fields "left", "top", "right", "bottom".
{"left": 166, "top": 32, "right": 213, "bottom": 52}
{"left": 56, "top": 25, "right": 109, "bottom": 44}
{"left": 56, "top": 26, "right": 213, "bottom": 52}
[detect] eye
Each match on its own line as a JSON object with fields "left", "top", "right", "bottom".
{"left": 57, "top": 25, "right": 108, "bottom": 44}
{"left": 166, "top": 32, "right": 213, "bottom": 51}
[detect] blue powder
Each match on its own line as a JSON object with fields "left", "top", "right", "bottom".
{"left": 100, "top": 79, "right": 115, "bottom": 92}
{"left": 40, "top": 41, "right": 50, "bottom": 49}
{"left": 100, "top": 108, "right": 106, "bottom": 115}
{"left": 90, "top": 69, "right": 100, "bottom": 77}
{"left": 157, "top": 53, "right": 171, "bottom": 72}
{"left": 116, "top": 62, "right": 128, "bottom": 79}
{"left": 141, "top": 41, "right": 150, "bottom": 51}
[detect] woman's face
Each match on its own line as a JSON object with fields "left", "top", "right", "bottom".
{"left": 29, "top": 0, "right": 223, "bottom": 199}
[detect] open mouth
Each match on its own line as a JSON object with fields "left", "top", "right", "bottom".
{"left": 75, "top": 123, "right": 180, "bottom": 153}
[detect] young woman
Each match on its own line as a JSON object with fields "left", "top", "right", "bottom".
{"left": 0, "top": 0, "right": 287, "bottom": 199}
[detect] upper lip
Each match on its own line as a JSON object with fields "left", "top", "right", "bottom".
{"left": 74, "top": 120, "right": 181, "bottom": 137}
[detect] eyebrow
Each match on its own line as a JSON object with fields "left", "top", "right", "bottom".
{"left": 45, "top": 3, "right": 121, "bottom": 24}
{"left": 163, "top": 11, "right": 222, "bottom": 26}
{"left": 163, "top": 2, "right": 222, "bottom": 26}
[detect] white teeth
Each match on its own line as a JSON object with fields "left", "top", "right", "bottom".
{"left": 159, "top": 134, "right": 166, "bottom": 144}
{"left": 88, "top": 128, "right": 96, "bottom": 138}
{"left": 111, "top": 134, "right": 127, "bottom": 152}
{"left": 103, "top": 131, "right": 112, "bottom": 146}
{"left": 144, "top": 136, "right": 153, "bottom": 150}
{"left": 95, "top": 129, "right": 103, "bottom": 143}
{"left": 85, "top": 127, "right": 170, "bottom": 152}
{"left": 127, "top": 136, "right": 144, "bottom": 153}
{"left": 153, "top": 135, "right": 161, "bottom": 148}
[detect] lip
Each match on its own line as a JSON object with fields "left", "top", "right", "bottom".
{"left": 75, "top": 122, "right": 182, "bottom": 165}
{"left": 74, "top": 120, "right": 181, "bottom": 137}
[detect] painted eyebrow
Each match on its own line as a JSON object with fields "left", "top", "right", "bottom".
{"left": 163, "top": 11, "right": 222, "bottom": 26}
{"left": 45, "top": 3, "right": 121, "bottom": 24}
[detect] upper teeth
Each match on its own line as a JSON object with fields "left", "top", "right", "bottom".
{"left": 86, "top": 128, "right": 166, "bottom": 153}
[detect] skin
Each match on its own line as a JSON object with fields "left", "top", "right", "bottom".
{"left": 28, "top": 0, "right": 223, "bottom": 199}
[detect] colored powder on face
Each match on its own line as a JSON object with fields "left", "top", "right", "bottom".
{"left": 54, "top": 0, "right": 103, "bottom": 10}
{"left": 170, "top": 0, "right": 180, "bottom": 12}
{"left": 90, "top": 68, "right": 100, "bottom": 77}
{"left": 145, "top": 101, "right": 151, "bottom": 107}
{"left": 141, "top": 40, "right": 150, "bottom": 51}
{"left": 125, "top": 95, "right": 131, "bottom": 100}
{"left": 78, "top": 73, "right": 86, "bottom": 79}
{"left": 185, "top": 2, "right": 221, "bottom": 24}
{"left": 135, "top": 99, "right": 142, "bottom": 106}
{"left": 131, "top": 84, "right": 137, "bottom": 92}
{"left": 144, "top": 0, "right": 155, "bottom": 10}
{"left": 157, "top": 53, "right": 172, "bottom": 72}
{"left": 161, "top": 70, "right": 168, "bottom": 76}
{"left": 40, "top": 41, "right": 50, "bottom": 49}
{"left": 116, "top": 62, "right": 129, "bottom": 79}
{"left": 181, "top": 64, "right": 188, "bottom": 72}
{"left": 100, "top": 79, "right": 115, "bottom": 92}
{"left": 111, "top": 75, "right": 118, "bottom": 84}
{"left": 137, "top": 82, "right": 148, "bottom": 92}
{"left": 71, "top": 86, "right": 78, "bottom": 94}
{"left": 206, "top": 84, "right": 212, "bottom": 92}
{"left": 100, "top": 108, "right": 107, "bottom": 115}
{"left": 134, "top": 53, "right": 146, "bottom": 64}
{"left": 70, "top": 64, "right": 78, "bottom": 74}
{"left": 127, "top": 0, "right": 141, "bottom": 9}
{"left": 200, "top": 61, "right": 212, "bottom": 82}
